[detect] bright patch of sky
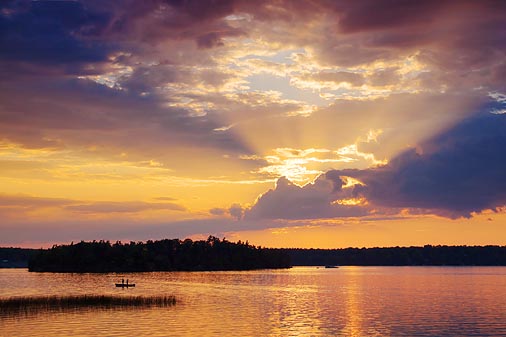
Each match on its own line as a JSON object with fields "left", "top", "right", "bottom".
{"left": 246, "top": 74, "right": 326, "bottom": 106}
{"left": 241, "top": 48, "right": 327, "bottom": 106}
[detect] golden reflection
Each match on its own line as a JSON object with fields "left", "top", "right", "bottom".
{"left": 268, "top": 270, "right": 324, "bottom": 336}
{"left": 343, "top": 267, "right": 364, "bottom": 337}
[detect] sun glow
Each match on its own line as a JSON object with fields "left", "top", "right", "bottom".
{"left": 254, "top": 147, "right": 370, "bottom": 186}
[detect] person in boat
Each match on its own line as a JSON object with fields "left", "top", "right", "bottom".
{"left": 122, "top": 278, "right": 124, "bottom": 285}
{"left": 126, "top": 279, "right": 129, "bottom": 285}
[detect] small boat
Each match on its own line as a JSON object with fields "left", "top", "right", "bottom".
{"left": 115, "top": 283, "right": 135, "bottom": 287}
{"left": 115, "top": 282, "right": 135, "bottom": 288}
{"left": 324, "top": 265, "right": 339, "bottom": 269}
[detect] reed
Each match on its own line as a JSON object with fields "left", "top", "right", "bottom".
{"left": 0, "top": 294, "right": 176, "bottom": 312}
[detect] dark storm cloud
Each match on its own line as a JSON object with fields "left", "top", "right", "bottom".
{"left": 2, "top": 0, "right": 505, "bottom": 74}
{"left": 334, "top": 0, "right": 444, "bottom": 33}
{"left": 84, "top": 0, "right": 244, "bottom": 48}
{"left": 0, "top": 0, "right": 111, "bottom": 65}
{"left": 314, "top": 0, "right": 506, "bottom": 90}
{"left": 162, "top": 0, "right": 236, "bottom": 21}
{"left": 326, "top": 112, "right": 506, "bottom": 218}
{"left": 196, "top": 32, "right": 227, "bottom": 49}
{"left": 0, "top": 0, "right": 242, "bottom": 71}
{"left": 0, "top": 0, "right": 256, "bottom": 156}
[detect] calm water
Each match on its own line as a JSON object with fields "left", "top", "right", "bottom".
{"left": 1, "top": 267, "right": 506, "bottom": 336}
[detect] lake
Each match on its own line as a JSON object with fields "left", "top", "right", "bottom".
{"left": 1, "top": 267, "right": 505, "bottom": 336}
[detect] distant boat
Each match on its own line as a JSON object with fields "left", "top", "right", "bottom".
{"left": 115, "top": 282, "right": 135, "bottom": 288}
{"left": 115, "top": 283, "right": 135, "bottom": 287}
{"left": 324, "top": 265, "right": 339, "bottom": 269}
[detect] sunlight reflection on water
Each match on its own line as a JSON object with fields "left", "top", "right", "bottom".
{"left": 1, "top": 267, "right": 506, "bottom": 336}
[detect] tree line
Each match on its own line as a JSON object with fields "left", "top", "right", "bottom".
{"left": 27, "top": 237, "right": 291, "bottom": 272}
{"left": 0, "top": 248, "right": 33, "bottom": 268}
{"left": 284, "top": 245, "right": 506, "bottom": 266}
{"left": 4, "top": 243, "right": 506, "bottom": 272}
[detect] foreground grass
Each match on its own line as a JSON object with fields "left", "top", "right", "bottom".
{"left": 0, "top": 295, "right": 176, "bottom": 313}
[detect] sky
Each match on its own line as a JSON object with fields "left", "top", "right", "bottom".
{"left": 1, "top": 0, "right": 506, "bottom": 248}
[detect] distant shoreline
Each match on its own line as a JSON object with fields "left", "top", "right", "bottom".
{"left": 2, "top": 243, "right": 506, "bottom": 271}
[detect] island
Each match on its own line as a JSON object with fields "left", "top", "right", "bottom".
{"left": 27, "top": 236, "right": 292, "bottom": 272}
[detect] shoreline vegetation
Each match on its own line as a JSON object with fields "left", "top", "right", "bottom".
{"left": 0, "top": 295, "right": 176, "bottom": 315}
{"left": 285, "top": 245, "right": 506, "bottom": 266}
{"left": 27, "top": 237, "right": 291, "bottom": 272}
{"left": 1, "top": 240, "right": 506, "bottom": 272}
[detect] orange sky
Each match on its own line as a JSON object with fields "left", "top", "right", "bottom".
{"left": 1, "top": 0, "right": 506, "bottom": 248}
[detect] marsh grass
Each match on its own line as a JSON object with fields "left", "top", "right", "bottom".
{"left": 0, "top": 295, "right": 176, "bottom": 315}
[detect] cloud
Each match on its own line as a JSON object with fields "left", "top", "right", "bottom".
{"left": 0, "top": 194, "right": 186, "bottom": 214}
{"left": 65, "top": 201, "right": 186, "bottom": 214}
{"left": 292, "top": 1, "right": 506, "bottom": 92}
{"left": 209, "top": 208, "right": 227, "bottom": 216}
{"left": 0, "top": 1, "right": 111, "bottom": 66}
{"left": 0, "top": 194, "right": 75, "bottom": 209}
{"left": 0, "top": 75, "right": 251, "bottom": 160}
{"left": 331, "top": 0, "right": 506, "bottom": 58}
{"left": 335, "top": 1, "right": 444, "bottom": 33}
{"left": 0, "top": 0, "right": 244, "bottom": 63}
{"left": 306, "top": 71, "right": 365, "bottom": 87}
{"left": 2, "top": 0, "right": 504, "bottom": 87}
{"left": 154, "top": 196, "right": 177, "bottom": 201}
{"left": 209, "top": 204, "right": 244, "bottom": 219}
{"left": 326, "top": 112, "right": 506, "bottom": 218}
{"left": 245, "top": 176, "right": 369, "bottom": 220}
{"left": 196, "top": 30, "right": 239, "bottom": 49}
{"left": 228, "top": 203, "right": 244, "bottom": 220}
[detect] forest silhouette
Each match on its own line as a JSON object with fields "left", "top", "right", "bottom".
{"left": 2, "top": 242, "right": 506, "bottom": 272}
{"left": 27, "top": 237, "right": 291, "bottom": 272}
